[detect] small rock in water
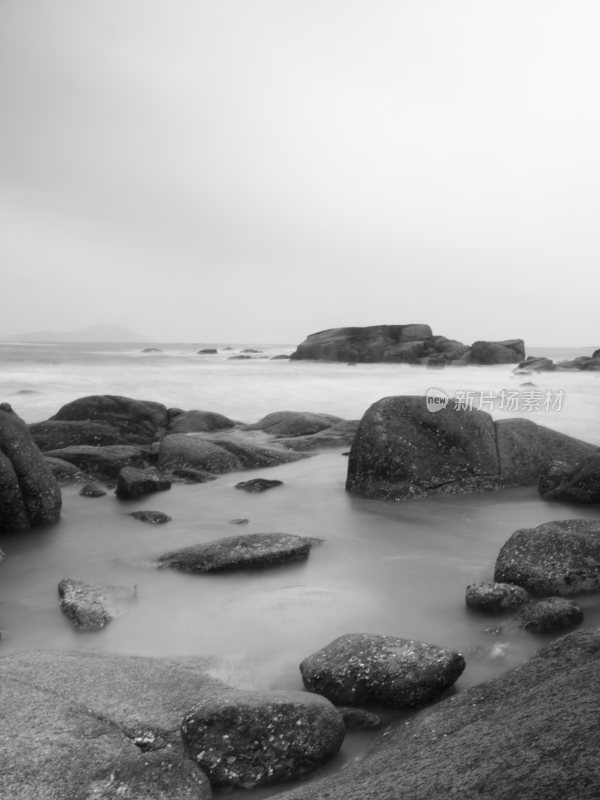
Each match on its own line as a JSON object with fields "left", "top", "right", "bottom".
{"left": 515, "top": 597, "right": 584, "bottom": 633}
{"left": 58, "top": 578, "right": 115, "bottom": 631}
{"left": 338, "top": 707, "right": 383, "bottom": 731}
{"left": 465, "top": 582, "right": 530, "bottom": 612}
{"left": 116, "top": 466, "right": 172, "bottom": 499}
{"left": 79, "top": 481, "right": 107, "bottom": 498}
{"left": 129, "top": 510, "right": 171, "bottom": 525}
{"left": 229, "top": 518, "right": 250, "bottom": 525}
{"left": 235, "top": 478, "right": 284, "bottom": 493}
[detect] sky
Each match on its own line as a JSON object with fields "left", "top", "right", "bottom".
{"left": 1, "top": 1, "right": 600, "bottom": 346}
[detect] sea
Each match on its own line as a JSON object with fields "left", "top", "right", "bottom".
{"left": 1, "top": 340, "right": 599, "bottom": 796}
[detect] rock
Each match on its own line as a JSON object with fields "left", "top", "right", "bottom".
{"left": 129, "top": 510, "right": 171, "bottom": 525}
{"left": 0, "top": 650, "right": 217, "bottom": 800}
{"left": 241, "top": 348, "right": 262, "bottom": 353}
{"left": 79, "top": 481, "right": 107, "bottom": 498}
{"left": 271, "top": 354, "right": 290, "bottom": 359}
{"left": 29, "top": 419, "right": 127, "bottom": 450}
{"left": 44, "top": 455, "right": 88, "bottom": 484}
{"left": 157, "top": 532, "right": 320, "bottom": 573}
{"left": 245, "top": 410, "right": 342, "bottom": 437}
{"left": 197, "top": 348, "right": 218, "bottom": 354}
{"left": 338, "top": 707, "right": 383, "bottom": 731}
{"left": 58, "top": 578, "right": 132, "bottom": 630}
{"left": 290, "top": 325, "right": 434, "bottom": 362}
{"left": 494, "top": 519, "right": 600, "bottom": 596}
{"left": 465, "top": 339, "right": 525, "bottom": 365}
{"left": 0, "top": 403, "right": 62, "bottom": 532}
{"left": 539, "top": 452, "right": 600, "bottom": 503}
{"left": 495, "top": 418, "right": 597, "bottom": 487}
{"left": 276, "top": 420, "right": 360, "bottom": 452}
{"left": 269, "top": 628, "right": 600, "bottom": 800}
{"left": 515, "top": 598, "right": 583, "bottom": 633}
{"left": 169, "top": 466, "right": 216, "bottom": 483}
{"left": 158, "top": 433, "right": 304, "bottom": 474}
{"left": 346, "top": 396, "right": 499, "bottom": 500}
{"left": 168, "top": 410, "right": 237, "bottom": 433}
{"left": 300, "top": 633, "right": 465, "bottom": 708}
{"left": 229, "top": 518, "right": 250, "bottom": 525}
{"left": 229, "top": 354, "right": 252, "bottom": 359}
{"left": 235, "top": 478, "right": 284, "bottom": 493}
{"left": 116, "top": 466, "right": 171, "bottom": 499}
{"left": 557, "top": 355, "right": 600, "bottom": 371}
{"left": 44, "top": 444, "right": 150, "bottom": 481}
{"left": 465, "top": 582, "right": 530, "bottom": 612}
{"left": 514, "top": 355, "right": 555, "bottom": 372}
{"left": 49, "top": 395, "right": 169, "bottom": 444}
{"left": 346, "top": 396, "right": 597, "bottom": 501}
{"left": 141, "top": 347, "right": 162, "bottom": 352}
{"left": 181, "top": 687, "right": 344, "bottom": 788}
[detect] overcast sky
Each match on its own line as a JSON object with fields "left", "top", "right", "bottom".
{"left": 1, "top": 1, "right": 599, "bottom": 345}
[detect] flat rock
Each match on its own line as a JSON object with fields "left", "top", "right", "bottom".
{"left": 300, "top": 633, "right": 465, "bottom": 708}
{"left": 0, "top": 650, "right": 217, "bottom": 800}
{"left": 245, "top": 411, "right": 342, "bottom": 437}
{"left": 515, "top": 598, "right": 584, "bottom": 633}
{"left": 43, "top": 444, "right": 150, "bottom": 481}
{"left": 494, "top": 519, "right": 600, "bottom": 596}
{"left": 168, "top": 409, "right": 237, "bottom": 433}
{"left": 270, "top": 629, "right": 600, "bottom": 800}
{"left": 116, "top": 466, "right": 172, "bottom": 499}
{"left": 0, "top": 403, "right": 62, "bottom": 532}
{"left": 157, "top": 532, "right": 319, "bottom": 573}
{"left": 465, "top": 582, "right": 530, "bottom": 612}
{"left": 29, "top": 419, "right": 127, "bottom": 450}
{"left": 58, "top": 578, "right": 134, "bottom": 631}
{"left": 277, "top": 420, "right": 360, "bottom": 452}
{"left": 235, "top": 478, "right": 284, "bottom": 492}
{"left": 181, "top": 687, "right": 345, "bottom": 788}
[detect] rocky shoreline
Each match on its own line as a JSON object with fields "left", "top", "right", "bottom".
{"left": 1, "top": 392, "right": 600, "bottom": 797}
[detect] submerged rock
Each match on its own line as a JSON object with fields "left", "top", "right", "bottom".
{"left": 270, "top": 629, "right": 600, "bottom": 800}
{"left": 515, "top": 598, "right": 583, "bottom": 633}
{"left": 116, "top": 466, "right": 171, "bottom": 499}
{"left": 181, "top": 688, "right": 345, "bottom": 788}
{"left": 300, "top": 633, "right": 465, "bottom": 708}
{"left": 129, "top": 510, "right": 171, "bottom": 525}
{"left": 79, "top": 481, "right": 107, "bottom": 498}
{"left": 0, "top": 403, "right": 62, "bottom": 532}
{"left": 235, "top": 478, "right": 284, "bottom": 493}
{"left": 494, "top": 519, "right": 600, "bottom": 596}
{"left": 157, "top": 532, "right": 320, "bottom": 573}
{"left": 58, "top": 578, "right": 131, "bottom": 631}
{"left": 465, "top": 582, "right": 530, "bottom": 613}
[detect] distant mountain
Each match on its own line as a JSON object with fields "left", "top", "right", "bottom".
{"left": 1, "top": 324, "right": 151, "bottom": 343}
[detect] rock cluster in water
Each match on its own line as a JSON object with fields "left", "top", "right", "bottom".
{"left": 290, "top": 324, "right": 525, "bottom": 365}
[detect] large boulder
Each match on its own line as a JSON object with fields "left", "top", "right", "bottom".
{"left": 515, "top": 598, "right": 583, "bottom": 633}
{"left": 538, "top": 453, "right": 600, "bottom": 503}
{"left": 346, "top": 396, "right": 598, "bottom": 501}
{"left": 0, "top": 650, "right": 217, "bottom": 800}
{"left": 43, "top": 444, "right": 150, "bottom": 481}
{"left": 465, "top": 339, "right": 525, "bottom": 365}
{"left": 494, "top": 519, "right": 600, "bottom": 596}
{"left": 290, "top": 325, "right": 434, "bottom": 362}
{"left": 181, "top": 688, "right": 345, "bottom": 788}
{"left": 270, "top": 629, "right": 600, "bottom": 800}
{"left": 300, "top": 633, "right": 465, "bottom": 708}
{"left": 346, "top": 396, "right": 499, "bottom": 500}
{"left": 29, "top": 419, "right": 126, "bottom": 450}
{"left": 157, "top": 532, "right": 319, "bottom": 573}
{"left": 0, "top": 403, "right": 62, "bottom": 532}
{"left": 49, "top": 395, "right": 169, "bottom": 444}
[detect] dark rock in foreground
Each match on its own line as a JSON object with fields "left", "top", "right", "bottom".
{"left": 271, "top": 629, "right": 600, "bottom": 800}
{"left": 515, "top": 598, "right": 583, "bottom": 633}
{"left": 235, "top": 478, "right": 284, "bottom": 493}
{"left": 0, "top": 403, "right": 62, "bottom": 532}
{"left": 465, "top": 582, "right": 530, "bottom": 613}
{"left": 116, "top": 466, "right": 172, "bottom": 499}
{"left": 58, "top": 578, "right": 133, "bottom": 631}
{"left": 300, "top": 633, "right": 465, "bottom": 708}
{"left": 181, "top": 688, "right": 345, "bottom": 788}
{"left": 539, "top": 453, "right": 600, "bottom": 504}
{"left": 157, "top": 532, "right": 320, "bottom": 573}
{"left": 0, "top": 650, "right": 216, "bottom": 800}
{"left": 346, "top": 396, "right": 597, "bottom": 500}
{"left": 494, "top": 519, "right": 600, "bottom": 596}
